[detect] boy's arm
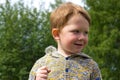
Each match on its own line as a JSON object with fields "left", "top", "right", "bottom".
{"left": 90, "top": 63, "right": 102, "bottom": 80}
{"left": 28, "top": 70, "right": 36, "bottom": 80}
{"left": 28, "top": 60, "right": 41, "bottom": 80}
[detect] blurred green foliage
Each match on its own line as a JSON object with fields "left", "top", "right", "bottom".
{"left": 0, "top": 0, "right": 56, "bottom": 79}
{"left": 0, "top": 0, "right": 119, "bottom": 80}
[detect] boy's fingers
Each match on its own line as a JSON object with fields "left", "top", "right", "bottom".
{"left": 40, "top": 66, "right": 50, "bottom": 71}
{"left": 47, "top": 69, "right": 51, "bottom": 73}
{"left": 36, "top": 66, "right": 47, "bottom": 73}
{"left": 36, "top": 75, "right": 47, "bottom": 80}
{"left": 40, "top": 70, "right": 48, "bottom": 74}
{"left": 37, "top": 66, "right": 51, "bottom": 73}
{"left": 36, "top": 73, "right": 48, "bottom": 78}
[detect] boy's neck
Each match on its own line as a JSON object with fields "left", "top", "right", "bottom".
{"left": 57, "top": 50, "right": 71, "bottom": 57}
{"left": 57, "top": 48, "right": 79, "bottom": 57}
{"left": 57, "top": 44, "right": 80, "bottom": 57}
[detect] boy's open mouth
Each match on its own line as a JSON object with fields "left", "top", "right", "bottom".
{"left": 74, "top": 43, "right": 83, "bottom": 46}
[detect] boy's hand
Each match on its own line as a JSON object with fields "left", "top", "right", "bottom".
{"left": 36, "top": 66, "right": 51, "bottom": 80}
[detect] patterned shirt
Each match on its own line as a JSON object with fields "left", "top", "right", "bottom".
{"left": 28, "top": 46, "right": 102, "bottom": 80}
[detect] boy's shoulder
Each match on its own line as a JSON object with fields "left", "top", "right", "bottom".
{"left": 77, "top": 52, "right": 91, "bottom": 59}
{"left": 35, "top": 46, "right": 56, "bottom": 63}
{"left": 35, "top": 53, "right": 50, "bottom": 65}
{"left": 76, "top": 53, "right": 99, "bottom": 67}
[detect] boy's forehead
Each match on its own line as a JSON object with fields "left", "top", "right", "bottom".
{"left": 67, "top": 14, "right": 89, "bottom": 25}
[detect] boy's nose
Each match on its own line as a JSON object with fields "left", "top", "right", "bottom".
{"left": 78, "top": 33, "right": 85, "bottom": 40}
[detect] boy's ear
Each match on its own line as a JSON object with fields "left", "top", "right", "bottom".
{"left": 52, "top": 28, "right": 60, "bottom": 40}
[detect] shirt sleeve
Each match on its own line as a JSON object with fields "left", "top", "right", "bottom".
{"left": 90, "top": 62, "right": 102, "bottom": 80}
{"left": 28, "top": 60, "right": 42, "bottom": 80}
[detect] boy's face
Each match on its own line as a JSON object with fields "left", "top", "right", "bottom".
{"left": 52, "top": 14, "right": 89, "bottom": 56}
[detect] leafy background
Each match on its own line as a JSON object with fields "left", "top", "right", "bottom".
{"left": 0, "top": 0, "right": 119, "bottom": 80}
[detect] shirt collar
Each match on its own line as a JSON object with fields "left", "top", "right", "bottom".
{"left": 45, "top": 46, "right": 91, "bottom": 59}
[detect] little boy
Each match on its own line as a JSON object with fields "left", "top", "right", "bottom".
{"left": 28, "top": 2, "right": 102, "bottom": 80}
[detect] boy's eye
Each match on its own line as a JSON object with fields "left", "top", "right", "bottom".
{"left": 71, "top": 30, "right": 80, "bottom": 33}
{"left": 85, "top": 31, "right": 88, "bottom": 34}
{"left": 84, "top": 31, "right": 89, "bottom": 35}
{"left": 70, "top": 30, "right": 89, "bottom": 35}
